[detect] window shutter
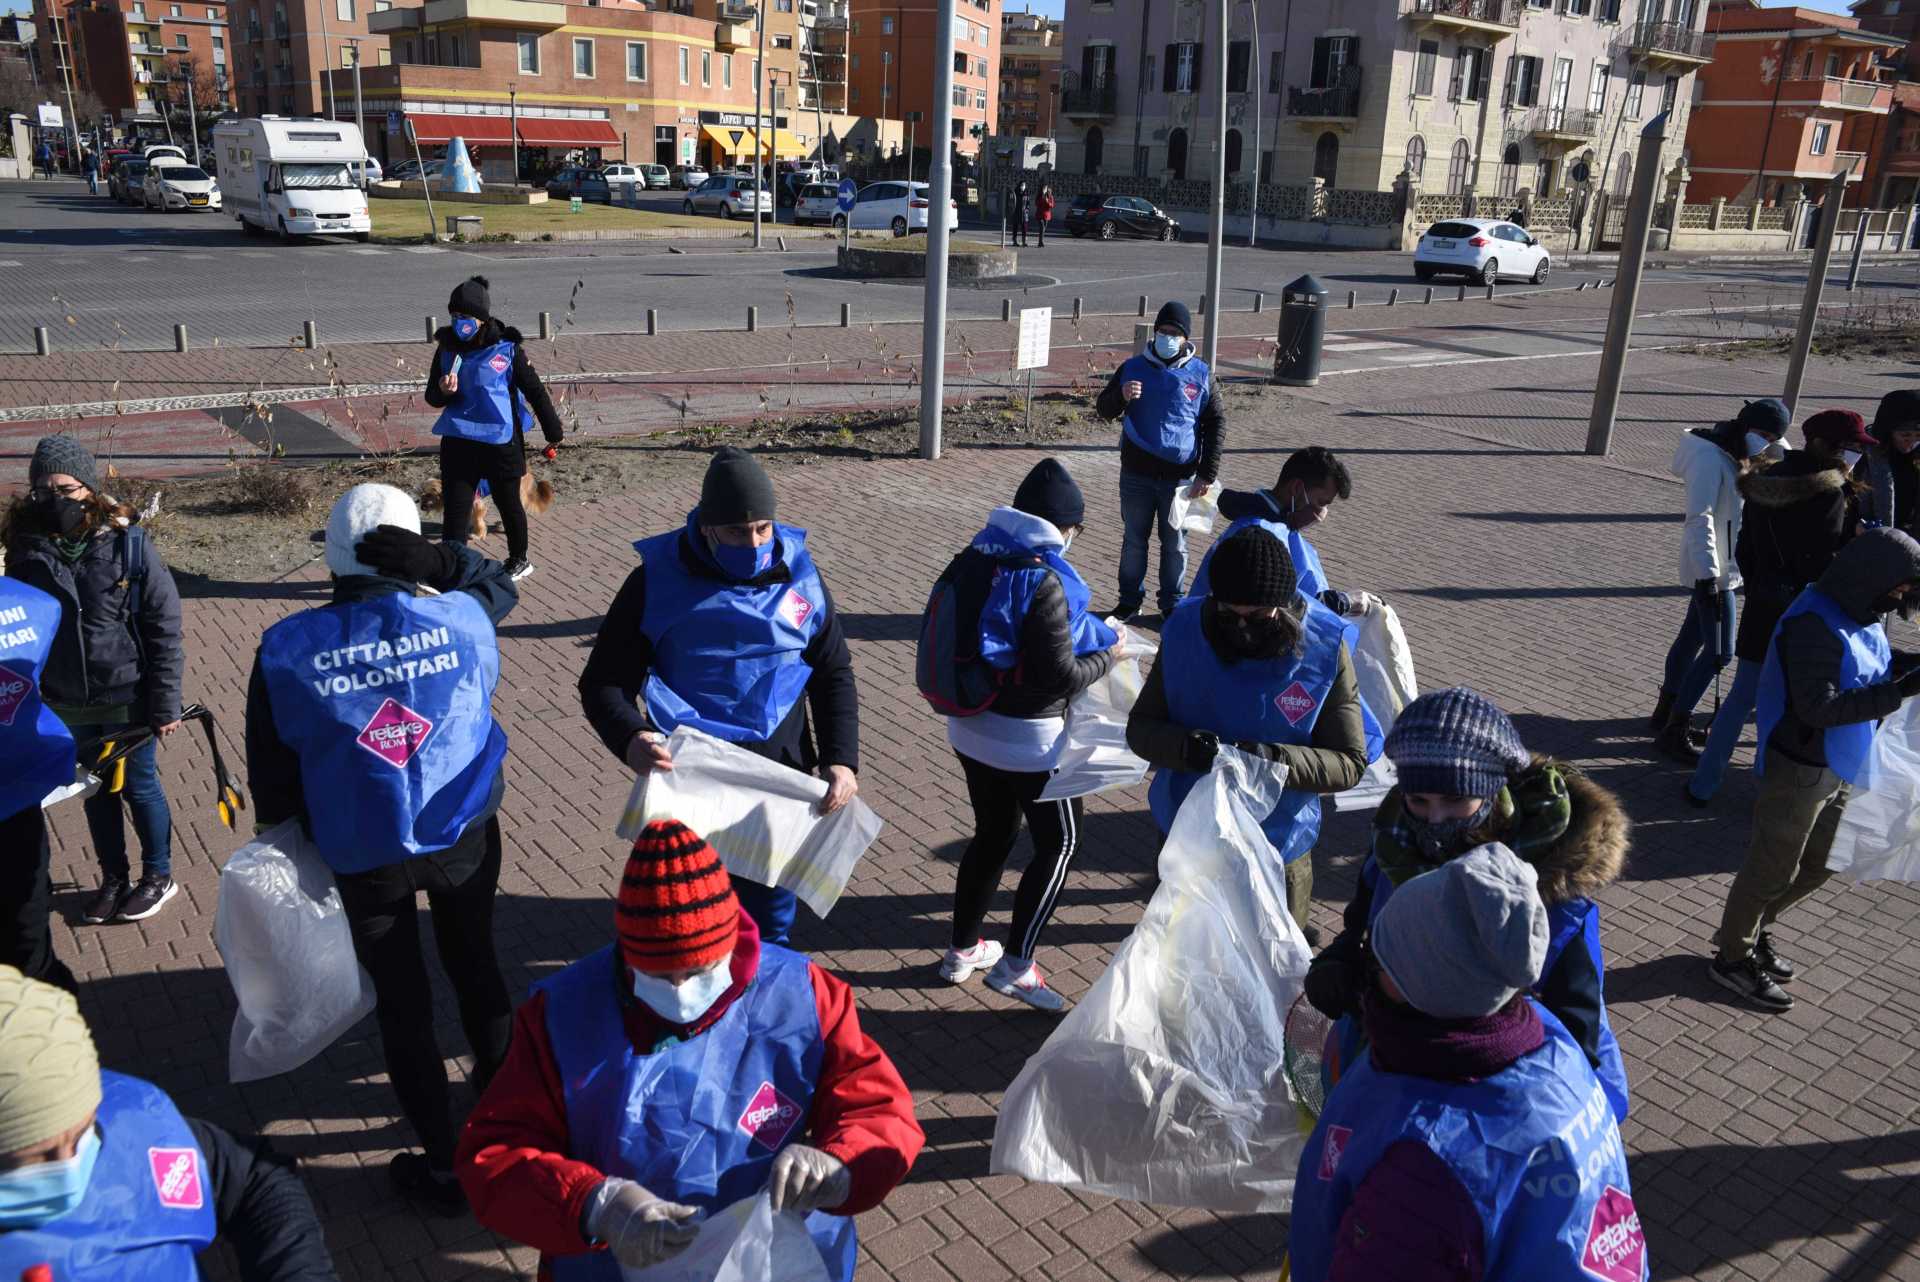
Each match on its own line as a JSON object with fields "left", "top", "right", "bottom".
{"left": 1474, "top": 49, "right": 1492, "bottom": 99}
{"left": 1164, "top": 44, "right": 1176, "bottom": 92}
{"left": 1346, "top": 37, "right": 1360, "bottom": 75}
{"left": 1311, "top": 36, "right": 1330, "bottom": 89}
{"left": 1191, "top": 42, "right": 1204, "bottom": 92}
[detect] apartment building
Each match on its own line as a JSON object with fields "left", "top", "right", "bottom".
{"left": 225, "top": 0, "right": 397, "bottom": 119}
{"left": 845, "top": 0, "right": 998, "bottom": 157}
{"left": 1056, "top": 0, "right": 1707, "bottom": 199}
{"left": 1851, "top": 0, "right": 1918, "bottom": 75}
{"left": 1686, "top": 0, "right": 1900, "bottom": 204}
{"left": 998, "top": 5, "right": 1059, "bottom": 137}
{"left": 32, "top": 0, "right": 230, "bottom": 122}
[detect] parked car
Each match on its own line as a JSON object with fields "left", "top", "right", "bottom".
{"left": 1063, "top": 193, "right": 1180, "bottom": 242}
{"left": 683, "top": 173, "right": 774, "bottom": 218}
{"left": 837, "top": 181, "right": 958, "bottom": 236}
{"left": 110, "top": 157, "right": 151, "bottom": 204}
{"left": 1413, "top": 217, "right": 1550, "bottom": 285}
{"left": 602, "top": 163, "right": 642, "bottom": 188}
{"left": 673, "top": 164, "right": 709, "bottom": 189}
{"left": 388, "top": 158, "right": 445, "bottom": 183}
{"left": 143, "top": 162, "right": 220, "bottom": 212}
{"left": 359, "top": 155, "right": 383, "bottom": 183}
{"left": 640, "top": 163, "right": 672, "bottom": 189}
{"left": 794, "top": 182, "right": 842, "bottom": 226}
{"left": 141, "top": 144, "right": 187, "bottom": 166}
{"left": 547, "top": 166, "right": 613, "bottom": 203}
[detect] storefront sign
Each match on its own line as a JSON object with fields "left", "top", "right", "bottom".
{"left": 698, "top": 109, "right": 788, "bottom": 129}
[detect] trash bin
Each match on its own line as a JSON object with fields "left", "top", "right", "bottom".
{"left": 446, "top": 214, "right": 483, "bottom": 240}
{"left": 1274, "top": 273, "right": 1328, "bottom": 387}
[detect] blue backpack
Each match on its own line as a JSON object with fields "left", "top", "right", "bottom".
{"left": 915, "top": 547, "right": 1038, "bottom": 717}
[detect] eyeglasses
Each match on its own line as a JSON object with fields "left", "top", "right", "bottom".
{"left": 28, "top": 483, "right": 87, "bottom": 501}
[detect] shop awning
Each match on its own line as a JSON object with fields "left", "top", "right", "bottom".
{"left": 404, "top": 112, "right": 513, "bottom": 145}
{"left": 761, "top": 129, "right": 807, "bottom": 159}
{"left": 701, "top": 123, "right": 756, "bottom": 156}
{"left": 515, "top": 117, "right": 621, "bottom": 147}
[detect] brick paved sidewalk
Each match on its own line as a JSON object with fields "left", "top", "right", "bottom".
{"left": 38, "top": 344, "right": 1920, "bottom": 1281}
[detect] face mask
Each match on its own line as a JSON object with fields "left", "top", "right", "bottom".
{"left": 630, "top": 961, "right": 733, "bottom": 1026}
{"left": 1871, "top": 590, "right": 1913, "bottom": 618}
{"left": 711, "top": 537, "right": 775, "bottom": 579}
{"left": 1151, "top": 332, "right": 1182, "bottom": 360}
{"left": 0, "top": 1127, "right": 101, "bottom": 1229}
{"left": 1840, "top": 449, "right": 1862, "bottom": 470}
{"left": 452, "top": 316, "right": 481, "bottom": 342}
{"left": 1060, "top": 531, "right": 1074, "bottom": 553}
{"left": 1745, "top": 431, "right": 1783, "bottom": 461}
{"left": 1402, "top": 801, "right": 1489, "bottom": 862}
{"left": 37, "top": 495, "right": 89, "bottom": 538}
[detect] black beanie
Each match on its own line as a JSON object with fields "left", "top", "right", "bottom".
{"left": 447, "top": 275, "right": 491, "bottom": 321}
{"left": 699, "top": 447, "right": 777, "bottom": 524}
{"left": 1208, "top": 527, "right": 1295, "bottom": 608}
{"left": 1874, "top": 388, "right": 1920, "bottom": 441}
{"left": 1012, "top": 458, "right": 1085, "bottom": 531}
{"left": 1153, "top": 300, "right": 1192, "bottom": 338}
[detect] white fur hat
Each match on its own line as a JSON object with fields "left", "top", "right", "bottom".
{"left": 325, "top": 483, "right": 421, "bottom": 577}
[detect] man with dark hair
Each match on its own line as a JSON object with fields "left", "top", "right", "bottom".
{"left": 1189, "top": 445, "right": 1373, "bottom": 618}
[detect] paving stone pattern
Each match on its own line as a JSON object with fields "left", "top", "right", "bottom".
{"left": 39, "top": 348, "right": 1920, "bottom": 1281}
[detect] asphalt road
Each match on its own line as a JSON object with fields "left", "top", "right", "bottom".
{"left": 4, "top": 178, "right": 1916, "bottom": 354}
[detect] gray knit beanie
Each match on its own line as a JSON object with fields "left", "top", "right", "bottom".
{"left": 1384, "top": 686, "right": 1529, "bottom": 799}
{"left": 1372, "top": 844, "right": 1549, "bottom": 1020}
{"left": 29, "top": 436, "right": 100, "bottom": 494}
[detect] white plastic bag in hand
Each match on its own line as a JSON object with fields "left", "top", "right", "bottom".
{"left": 993, "top": 748, "right": 1313, "bottom": 1213}
{"left": 1333, "top": 599, "right": 1420, "bottom": 815}
{"left": 615, "top": 728, "right": 882, "bottom": 919}
{"left": 1039, "top": 624, "right": 1160, "bottom": 801}
{"left": 1827, "top": 698, "right": 1920, "bottom": 883}
{"left": 216, "top": 820, "right": 376, "bottom": 1083}
{"left": 622, "top": 1193, "right": 831, "bottom": 1282}
{"left": 1166, "top": 481, "right": 1220, "bottom": 537}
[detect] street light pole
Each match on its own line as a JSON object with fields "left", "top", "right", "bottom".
{"left": 1585, "top": 111, "right": 1668, "bottom": 456}
{"left": 182, "top": 60, "right": 200, "bottom": 166}
{"left": 1784, "top": 161, "right": 1858, "bottom": 416}
{"left": 753, "top": 0, "right": 766, "bottom": 249}
{"left": 349, "top": 39, "right": 364, "bottom": 186}
{"left": 510, "top": 87, "right": 519, "bottom": 189}
{"left": 317, "top": 0, "right": 336, "bottom": 120}
{"left": 1246, "top": 0, "right": 1260, "bottom": 248}
{"left": 1201, "top": 0, "right": 1228, "bottom": 371}
{"left": 918, "top": 0, "right": 958, "bottom": 459}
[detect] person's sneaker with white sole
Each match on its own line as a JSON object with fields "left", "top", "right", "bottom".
{"left": 985, "top": 955, "right": 1067, "bottom": 1013}
{"left": 116, "top": 874, "right": 178, "bottom": 922}
{"left": 939, "top": 938, "right": 1004, "bottom": 983}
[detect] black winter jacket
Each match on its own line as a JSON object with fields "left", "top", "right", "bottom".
{"left": 6, "top": 523, "right": 184, "bottom": 724}
{"left": 186, "top": 1117, "right": 340, "bottom": 1281}
{"left": 422, "top": 319, "right": 565, "bottom": 446}
{"left": 1095, "top": 343, "right": 1225, "bottom": 484}
{"left": 1732, "top": 451, "right": 1859, "bottom": 663}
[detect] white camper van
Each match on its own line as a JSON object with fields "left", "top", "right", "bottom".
{"left": 212, "top": 117, "right": 372, "bottom": 242}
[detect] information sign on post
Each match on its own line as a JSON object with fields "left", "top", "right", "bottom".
{"left": 1015, "top": 306, "right": 1052, "bottom": 432}
{"left": 37, "top": 103, "right": 63, "bottom": 130}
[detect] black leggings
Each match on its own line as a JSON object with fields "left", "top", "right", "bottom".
{"left": 0, "top": 805, "right": 78, "bottom": 995}
{"left": 334, "top": 816, "right": 513, "bottom": 1171}
{"left": 439, "top": 448, "right": 529, "bottom": 562}
{"left": 949, "top": 751, "right": 1082, "bottom": 962}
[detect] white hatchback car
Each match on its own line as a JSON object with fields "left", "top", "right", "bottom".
{"left": 1413, "top": 217, "right": 1550, "bottom": 285}
{"left": 838, "top": 181, "right": 959, "bottom": 236}
{"left": 794, "top": 183, "right": 843, "bottom": 226}
{"left": 144, "top": 162, "right": 221, "bottom": 212}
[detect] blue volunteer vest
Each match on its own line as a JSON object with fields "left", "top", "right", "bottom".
{"left": 258, "top": 590, "right": 507, "bottom": 875}
{"left": 979, "top": 549, "right": 1117, "bottom": 670}
{"left": 634, "top": 523, "right": 827, "bottom": 744}
{"left": 0, "top": 1072, "right": 216, "bottom": 1282}
{"left": 1147, "top": 597, "right": 1348, "bottom": 863}
{"left": 0, "top": 578, "right": 74, "bottom": 821}
{"left": 1754, "top": 586, "right": 1891, "bottom": 785}
{"left": 1117, "top": 352, "right": 1209, "bottom": 466}
{"left": 432, "top": 339, "right": 534, "bottom": 445}
{"left": 1291, "top": 1007, "right": 1647, "bottom": 1282}
{"left": 537, "top": 944, "right": 858, "bottom": 1282}
{"left": 1186, "top": 519, "right": 1331, "bottom": 603}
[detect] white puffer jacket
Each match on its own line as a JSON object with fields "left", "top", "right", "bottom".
{"left": 1671, "top": 428, "right": 1744, "bottom": 590}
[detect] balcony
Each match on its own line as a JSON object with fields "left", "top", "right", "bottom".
{"left": 714, "top": 18, "right": 752, "bottom": 49}
{"left": 1289, "top": 69, "right": 1361, "bottom": 119}
{"left": 1060, "top": 73, "right": 1116, "bottom": 116}
{"left": 1628, "top": 20, "right": 1715, "bottom": 67}
{"left": 811, "top": 1, "right": 846, "bottom": 28}
{"left": 130, "top": 39, "right": 165, "bottom": 53}
{"left": 1405, "top": 0, "right": 1521, "bottom": 38}
{"left": 421, "top": 0, "right": 567, "bottom": 26}
{"left": 1781, "top": 74, "right": 1892, "bottom": 113}
{"left": 1510, "top": 105, "right": 1601, "bottom": 144}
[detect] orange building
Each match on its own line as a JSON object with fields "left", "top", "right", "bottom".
{"left": 845, "top": 0, "right": 997, "bottom": 159}
{"left": 1686, "top": 0, "right": 1903, "bottom": 204}
{"left": 34, "top": 0, "right": 231, "bottom": 125}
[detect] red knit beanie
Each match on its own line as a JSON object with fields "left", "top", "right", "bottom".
{"left": 617, "top": 819, "right": 741, "bottom": 975}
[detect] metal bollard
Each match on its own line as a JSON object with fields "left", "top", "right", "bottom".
{"left": 1134, "top": 322, "right": 1153, "bottom": 351}
{"left": 1388, "top": 288, "right": 1399, "bottom": 306}
{"left": 747, "top": 306, "right": 758, "bottom": 332}
{"left": 840, "top": 302, "right": 851, "bottom": 327}
{"left": 1457, "top": 285, "right": 1467, "bottom": 302}
{"left": 302, "top": 320, "right": 318, "bottom": 349}
{"left": 1424, "top": 287, "right": 1434, "bottom": 305}
{"left": 1138, "top": 295, "right": 1150, "bottom": 317}
{"left": 425, "top": 315, "right": 438, "bottom": 340}
{"left": 1576, "top": 281, "right": 1587, "bottom": 291}
{"left": 1347, "top": 290, "right": 1357, "bottom": 309}
{"left": 539, "top": 311, "right": 553, "bottom": 340}
{"left": 1073, "top": 297, "right": 1083, "bottom": 322}
{"left": 1485, "top": 284, "right": 1496, "bottom": 300}
{"left": 1253, "top": 292, "right": 1264, "bottom": 314}
{"left": 173, "top": 323, "right": 188, "bottom": 353}
{"left": 777, "top": 235, "right": 787, "bottom": 252}
{"left": 1199, "top": 293, "right": 1207, "bottom": 315}
{"left": 646, "top": 309, "right": 658, "bottom": 336}
{"left": 1002, "top": 299, "right": 1013, "bottom": 322}
{"left": 33, "top": 325, "right": 50, "bottom": 356}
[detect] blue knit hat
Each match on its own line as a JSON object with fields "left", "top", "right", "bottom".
{"left": 1384, "top": 687, "right": 1529, "bottom": 800}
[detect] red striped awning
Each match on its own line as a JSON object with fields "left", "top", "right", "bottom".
{"left": 403, "top": 112, "right": 514, "bottom": 145}
{"left": 515, "top": 117, "right": 621, "bottom": 147}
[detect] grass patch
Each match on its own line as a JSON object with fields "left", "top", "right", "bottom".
{"left": 369, "top": 198, "right": 727, "bottom": 242}
{"left": 859, "top": 235, "right": 1002, "bottom": 255}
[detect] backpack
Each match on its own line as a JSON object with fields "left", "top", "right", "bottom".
{"left": 915, "top": 546, "right": 1039, "bottom": 717}
{"left": 118, "top": 525, "right": 152, "bottom": 667}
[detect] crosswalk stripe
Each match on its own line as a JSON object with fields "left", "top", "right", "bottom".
{"left": 347, "top": 247, "right": 386, "bottom": 255}
{"left": 398, "top": 245, "right": 447, "bottom": 255}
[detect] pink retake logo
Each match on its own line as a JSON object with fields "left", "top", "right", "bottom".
{"left": 737, "top": 1081, "right": 804, "bottom": 1153}
{"left": 0, "top": 662, "right": 30, "bottom": 727}
{"left": 1274, "top": 681, "right": 1318, "bottom": 726}
{"left": 778, "top": 590, "right": 814, "bottom": 630}
{"left": 488, "top": 352, "right": 511, "bottom": 374}
{"left": 356, "top": 697, "right": 435, "bottom": 769}
{"left": 1580, "top": 1185, "right": 1646, "bottom": 1282}
{"left": 1317, "top": 1125, "right": 1351, "bottom": 1181}
{"left": 148, "top": 1147, "right": 204, "bottom": 1210}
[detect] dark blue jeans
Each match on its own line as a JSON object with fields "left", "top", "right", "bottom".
{"left": 1662, "top": 589, "right": 1737, "bottom": 722}
{"left": 732, "top": 877, "right": 797, "bottom": 945}
{"left": 1117, "top": 470, "right": 1188, "bottom": 614}
{"left": 82, "top": 723, "right": 173, "bottom": 881}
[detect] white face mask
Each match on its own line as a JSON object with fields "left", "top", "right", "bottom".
{"left": 1060, "top": 530, "right": 1074, "bottom": 553}
{"left": 1841, "top": 448, "right": 1862, "bottom": 470}
{"left": 1745, "top": 431, "right": 1783, "bottom": 461}
{"left": 630, "top": 960, "right": 733, "bottom": 1025}
{"left": 1151, "top": 332, "right": 1182, "bottom": 360}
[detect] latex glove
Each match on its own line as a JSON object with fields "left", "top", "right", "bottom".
{"left": 586, "top": 1178, "right": 702, "bottom": 1270}
{"left": 1188, "top": 479, "right": 1212, "bottom": 500}
{"left": 1108, "top": 624, "right": 1130, "bottom": 659}
{"left": 355, "top": 524, "right": 458, "bottom": 583}
{"left": 818, "top": 764, "right": 858, "bottom": 815}
{"left": 1122, "top": 379, "right": 1144, "bottom": 401}
{"left": 768, "top": 1144, "right": 851, "bottom": 1215}
{"left": 439, "top": 371, "right": 459, "bottom": 395}
{"left": 1344, "top": 591, "right": 1383, "bottom": 619}
{"left": 1304, "top": 956, "right": 1362, "bottom": 1020}
{"left": 625, "top": 731, "right": 674, "bottom": 774}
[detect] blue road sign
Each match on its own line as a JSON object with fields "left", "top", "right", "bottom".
{"left": 837, "top": 178, "right": 857, "bottom": 212}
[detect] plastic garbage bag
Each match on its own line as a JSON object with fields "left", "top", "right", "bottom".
{"left": 1332, "top": 599, "right": 1420, "bottom": 814}
{"left": 616, "top": 727, "right": 882, "bottom": 919}
{"left": 1166, "top": 481, "right": 1220, "bottom": 537}
{"left": 991, "top": 748, "right": 1314, "bottom": 1213}
{"left": 623, "top": 1193, "right": 831, "bottom": 1282}
{"left": 1827, "top": 698, "right": 1920, "bottom": 883}
{"left": 215, "top": 820, "right": 376, "bottom": 1084}
{"left": 1038, "top": 624, "right": 1159, "bottom": 801}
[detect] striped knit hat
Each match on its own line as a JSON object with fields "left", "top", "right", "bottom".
{"left": 618, "top": 820, "right": 741, "bottom": 975}
{"left": 1384, "top": 687, "right": 1530, "bottom": 800}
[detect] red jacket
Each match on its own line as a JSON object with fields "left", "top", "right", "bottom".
{"left": 1037, "top": 191, "right": 1055, "bottom": 220}
{"left": 455, "top": 913, "right": 924, "bottom": 1280}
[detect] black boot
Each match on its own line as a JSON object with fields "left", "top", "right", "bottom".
{"left": 1649, "top": 689, "right": 1675, "bottom": 734}
{"left": 1655, "top": 718, "right": 1703, "bottom": 764}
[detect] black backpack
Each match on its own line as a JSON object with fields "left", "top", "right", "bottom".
{"left": 915, "top": 546, "right": 1040, "bottom": 717}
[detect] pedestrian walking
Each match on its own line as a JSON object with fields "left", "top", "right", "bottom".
{"left": 1127, "top": 527, "right": 1371, "bottom": 936}
{"left": 0, "top": 966, "right": 342, "bottom": 1279}
{"left": 456, "top": 818, "right": 923, "bottom": 1280}
{"left": 1035, "top": 182, "right": 1054, "bottom": 246}
{"left": 1710, "top": 528, "right": 1920, "bottom": 1011}
{"left": 1688, "top": 408, "right": 1870, "bottom": 805}
{"left": 1013, "top": 177, "right": 1031, "bottom": 246}
{"left": 5, "top": 436, "right": 185, "bottom": 927}
{"left": 1190, "top": 445, "right": 1376, "bottom": 617}
{"left": 578, "top": 447, "right": 860, "bottom": 946}
{"left": 1290, "top": 846, "right": 1647, "bottom": 1282}
{"left": 1096, "top": 299, "right": 1224, "bottom": 622}
{"left": 1862, "top": 387, "right": 1920, "bottom": 536}
{"left": 424, "top": 275, "right": 565, "bottom": 583}
{"left": 1652, "top": 398, "right": 1789, "bottom": 763}
{"left": 246, "top": 483, "right": 521, "bottom": 1214}
{"left": 33, "top": 140, "right": 52, "bottom": 179}
{"left": 0, "top": 579, "right": 81, "bottom": 996}
{"left": 930, "top": 460, "right": 1126, "bottom": 1012}
{"left": 1305, "top": 686, "right": 1632, "bottom": 1122}
{"left": 81, "top": 150, "right": 98, "bottom": 195}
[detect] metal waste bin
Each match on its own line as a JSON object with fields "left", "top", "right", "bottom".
{"left": 1274, "top": 273, "right": 1328, "bottom": 386}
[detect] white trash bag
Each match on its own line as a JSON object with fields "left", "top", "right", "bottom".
{"left": 1333, "top": 599, "right": 1421, "bottom": 815}
{"left": 1827, "top": 698, "right": 1920, "bottom": 883}
{"left": 215, "top": 820, "right": 376, "bottom": 1084}
{"left": 1166, "top": 481, "right": 1220, "bottom": 537}
{"left": 992, "top": 749, "right": 1313, "bottom": 1212}
{"left": 623, "top": 1193, "right": 831, "bottom": 1282}
{"left": 1038, "top": 623, "right": 1159, "bottom": 802}
{"left": 616, "top": 727, "right": 883, "bottom": 919}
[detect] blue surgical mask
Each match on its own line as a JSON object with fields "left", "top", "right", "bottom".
{"left": 1151, "top": 332, "right": 1182, "bottom": 361}
{"left": 712, "top": 538, "right": 775, "bottom": 580}
{"left": 0, "top": 1126, "right": 101, "bottom": 1229}
{"left": 631, "top": 961, "right": 734, "bottom": 1025}
{"left": 452, "top": 316, "right": 481, "bottom": 341}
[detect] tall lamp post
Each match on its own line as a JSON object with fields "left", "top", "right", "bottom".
{"left": 752, "top": 0, "right": 766, "bottom": 248}
{"left": 344, "top": 37, "right": 364, "bottom": 185}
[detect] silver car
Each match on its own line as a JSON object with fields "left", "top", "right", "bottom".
{"left": 682, "top": 173, "right": 773, "bottom": 218}
{"left": 673, "top": 164, "right": 709, "bottom": 190}
{"left": 794, "top": 183, "right": 842, "bottom": 226}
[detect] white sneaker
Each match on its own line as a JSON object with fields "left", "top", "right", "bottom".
{"left": 985, "top": 956, "right": 1068, "bottom": 1013}
{"left": 939, "top": 938, "right": 1004, "bottom": 983}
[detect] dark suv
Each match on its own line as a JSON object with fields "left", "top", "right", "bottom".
{"left": 1063, "top": 193, "right": 1180, "bottom": 242}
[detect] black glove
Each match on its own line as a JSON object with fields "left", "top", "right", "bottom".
{"left": 1693, "top": 578, "right": 1722, "bottom": 616}
{"left": 1183, "top": 731, "right": 1220, "bottom": 773}
{"left": 1304, "top": 955, "right": 1362, "bottom": 1020}
{"left": 355, "top": 524, "right": 458, "bottom": 584}
{"left": 1233, "top": 739, "right": 1282, "bottom": 762}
